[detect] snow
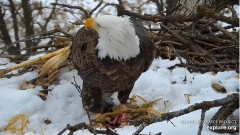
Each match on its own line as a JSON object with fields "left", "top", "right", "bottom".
{"left": 0, "top": 57, "right": 238, "bottom": 135}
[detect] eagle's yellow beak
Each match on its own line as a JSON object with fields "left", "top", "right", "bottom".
{"left": 84, "top": 18, "right": 96, "bottom": 30}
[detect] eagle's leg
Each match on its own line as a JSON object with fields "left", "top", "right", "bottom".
{"left": 81, "top": 85, "right": 102, "bottom": 112}
{"left": 118, "top": 85, "right": 134, "bottom": 104}
{"left": 101, "top": 92, "right": 114, "bottom": 113}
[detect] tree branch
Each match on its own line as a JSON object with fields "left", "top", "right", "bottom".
{"left": 89, "top": 0, "right": 103, "bottom": 17}
{"left": 42, "top": 0, "right": 59, "bottom": 31}
{"left": 130, "top": 93, "right": 239, "bottom": 126}
{"left": 51, "top": 3, "right": 90, "bottom": 18}
{"left": 197, "top": 109, "right": 206, "bottom": 135}
{"left": 0, "top": 6, "right": 12, "bottom": 49}
{"left": 22, "top": 0, "right": 35, "bottom": 54}
{"left": 9, "top": 0, "right": 20, "bottom": 54}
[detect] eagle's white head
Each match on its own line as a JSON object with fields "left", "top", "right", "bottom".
{"left": 84, "top": 15, "right": 140, "bottom": 61}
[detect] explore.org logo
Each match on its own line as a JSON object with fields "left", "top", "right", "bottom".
{"left": 207, "top": 125, "right": 237, "bottom": 131}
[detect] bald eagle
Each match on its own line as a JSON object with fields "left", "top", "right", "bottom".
{"left": 71, "top": 15, "right": 155, "bottom": 113}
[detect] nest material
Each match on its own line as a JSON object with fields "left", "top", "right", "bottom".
{"left": 92, "top": 95, "right": 162, "bottom": 128}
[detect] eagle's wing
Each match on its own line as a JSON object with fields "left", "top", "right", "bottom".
{"left": 130, "top": 17, "right": 156, "bottom": 72}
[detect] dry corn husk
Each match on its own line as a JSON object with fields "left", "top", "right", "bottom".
{"left": 0, "top": 37, "right": 72, "bottom": 89}
{"left": 4, "top": 114, "right": 28, "bottom": 135}
{"left": 92, "top": 95, "right": 162, "bottom": 128}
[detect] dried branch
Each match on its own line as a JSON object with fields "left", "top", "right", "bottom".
{"left": 202, "top": 7, "right": 239, "bottom": 27}
{"left": 210, "top": 23, "right": 238, "bottom": 43}
{"left": 150, "top": 0, "right": 163, "bottom": 13}
{"left": 152, "top": 4, "right": 239, "bottom": 72}
{"left": 89, "top": 0, "right": 103, "bottom": 17}
{"left": 57, "top": 123, "right": 88, "bottom": 135}
{"left": 19, "top": 44, "right": 66, "bottom": 51}
{"left": 132, "top": 123, "right": 147, "bottom": 135}
{"left": 0, "top": 53, "right": 28, "bottom": 60}
{"left": 57, "top": 122, "right": 119, "bottom": 135}
{"left": 42, "top": 0, "right": 59, "bottom": 31}
{"left": 159, "top": 23, "right": 205, "bottom": 53}
{"left": 51, "top": 3, "right": 90, "bottom": 18}
{"left": 0, "top": 5, "right": 13, "bottom": 54}
{"left": 95, "top": 3, "right": 117, "bottom": 16}
{"left": 9, "top": 0, "right": 20, "bottom": 54}
{"left": 22, "top": 0, "right": 35, "bottom": 52}
{"left": 1, "top": 28, "right": 72, "bottom": 55}
{"left": 197, "top": 110, "right": 206, "bottom": 135}
{"left": 130, "top": 93, "right": 239, "bottom": 126}
{"left": 71, "top": 76, "right": 82, "bottom": 97}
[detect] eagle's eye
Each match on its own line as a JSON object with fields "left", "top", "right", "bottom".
{"left": 81, "top": 42, "right": 87, "bottom": 51}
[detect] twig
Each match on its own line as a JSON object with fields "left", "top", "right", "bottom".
{"left": 57, "top": 123, "right": 89, "bottom": 135}
{"left": 9, "top": 0, "right": 20, "bottom": 51}
{"left": 71, "top": 76, "right": 82, "bottom": 97}
{"left": 89, "top": 0, "right": 103, "bottom": 16}
{"left": 150, "top": 0, "right": 163, "bottom": 13}
{"left": 197, "top": 109, "right": 206, "bottom": 135}
{"left": 208, "top": 45, "right": 238, "bottom": 52}
{"left": 194, "top": 40, "right": 220, "bottom": 48}
{"left": 42, "top": 0, "right": 59, "bottom": 31}
{"left": 191, "top": 60, "right": 238, "bottom": 66}
{"left": 0, "top": 53, "right": 28, "bottom": 60}
{"left": 168, "top": 120, "right": 175, "bottom": 127}
{"left": 166, "top": 4, "right": 182, "bottom": 15}
{"left": 69, "top": 20, "right": 84, "bottom": 26}
{"left": 168, "top": 63, "right": 238, "bottom": 73}
{"left": 95, "top": 3, "right": 117, "bottom": 16}
{"left": 156, "top": 40, "right": 183, "bottom": 46}
{"left": 57, "top": 124, "right": 70, "bottom": 135}
{"left": 86, "top": 110, "right": 97, "bottom": 135}
{"left": 210, "top": 23, "right": 238, "bottom": 43}
{"left": 159, "top": 23, "right": 205, "bottom": 53}
{"left": 227, "top": 5, "right": 238, "bottom": 19}
{"left": 197, "top": 6, "right": 239, "bottom": 27}
{"left": 0, "top": 29, "right": 72, "bottom": 55}
{"left": 57, "top": 122, "right": 119, "bottom": 135}
{"left": 71, "top": 76, "right": 97, "bottom": 135}
{"left": 132, "top": 123, "right": 147, "bottom": 135}
{"left": 170, "top": 46, "right": 184, "bottom": 65}
{"left": 106, "top": 127, "right": 119, "bottom": 135}
{"left": 20, "top": 44, "right": 66, "bottom": 51}
{"left": 51, "top": 3, "right": 90, "bottom": 18}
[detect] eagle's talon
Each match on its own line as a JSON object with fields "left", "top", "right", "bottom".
{"left": 101, "top": 101, "right": 114, "bottom": 113}
{"left": 101, "top": 93, "right": 115, "bottom": 113}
